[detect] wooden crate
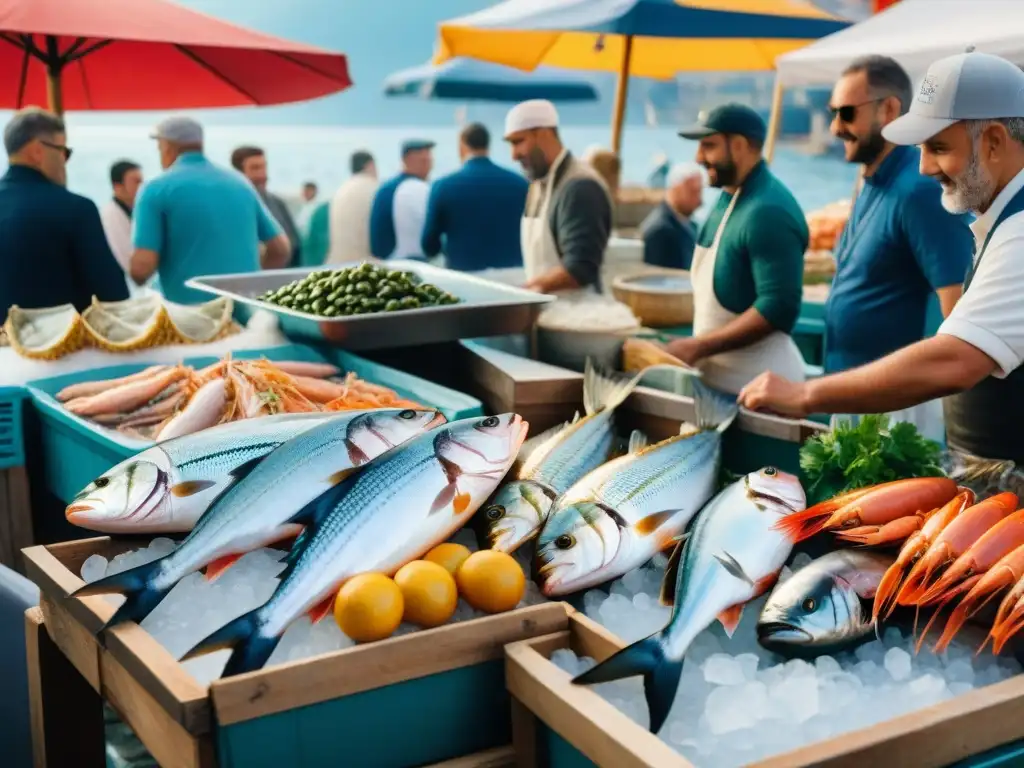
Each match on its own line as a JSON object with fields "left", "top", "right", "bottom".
{"left": 0, "top": 465, "right": 32, "bottom": 572}
{"left": 22, "top": 537, "right": 572, "bottom": 768}
{"left": 506, "top": 612, "right": 1024, "bottom": 768}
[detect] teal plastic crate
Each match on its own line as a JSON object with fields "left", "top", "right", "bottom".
{"left": 26, "top": 344, "right": 483, "bottom": 504}
{"left": 0, "top": 385, "right": 27, "bottom": 470}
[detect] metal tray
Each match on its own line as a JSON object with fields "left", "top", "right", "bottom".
{"left": 186, "top": 261, "right": 555, "bottom": 350}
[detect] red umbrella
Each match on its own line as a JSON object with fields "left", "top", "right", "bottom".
{"left": 0, "top": 0, "right": 352, "bottom": 114}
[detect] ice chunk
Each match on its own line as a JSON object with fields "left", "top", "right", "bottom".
{"left": 884, "top": 647, "right": 912, "bottom": 681}
{"left": 736, "top": 653, "right": 760, "bottom": 681}
{"left": 949, "top": 681, "right": 975, "bottom": 697}
{"left": 703, "top": 653, "right": 746, "bottom": 686}
{"left": 621, "top": 568, "right": 646, "bottom": 596}
{"left": 910, "top": 673, "right": 946, "bottom": 701}
{"left": 770, "top": 668, "right": 819, "bottom": 724}
{"left": 815, "top": 655, "right": 842, "bottom": 677}
{"left": 80, "top": 554, "right": 108, "bottom": 583}
{"left": 945, "top": 658, "right": 975, "bottom": 685}
{"left": 705, "top": 685, "right": 757, "bottom": 734}
{"left": 550, "top": 649, "right": 581, "bottom": 675}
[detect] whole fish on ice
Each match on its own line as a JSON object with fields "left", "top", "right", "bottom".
{"left": 475, "top": 360, "right": 640, "bottom": 553}
{"left": 573, "top": 468, "right": 806, "bottom": 733}
{"left": 183, "top": 412, "right": 528, "bottom": 676}
{"left": 73, "top": 408, "right": 446, "bottom": 627}
{"left": 757, "top": 550, "right": 893, "bottom": 658}
{"left": 535, "top": 382, "right": 737, "bottom": 596}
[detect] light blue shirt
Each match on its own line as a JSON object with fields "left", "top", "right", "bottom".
{"left": 132, "top": 152, "right": 281, "bottom": 304}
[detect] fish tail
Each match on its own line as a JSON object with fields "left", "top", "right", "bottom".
{"left": 692, "top": 379, "right": 738, "bottom": 434}
{"left": 583, "top": 358, "right": 642, "bottom": 416}
{"left": 181, "top": 609, "right": 280, "bottom": 676}
{"left": 72, "top": 558, "right": 172, "bottom": 628}
{"left": 772, "top": 507, "right": 830, "bottom": 542}
{"left": 572, "top": 633, "right": 682, "bottom": 734}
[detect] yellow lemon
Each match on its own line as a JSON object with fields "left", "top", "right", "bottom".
{"left": 423, "top": 542, "right": 472, "bottom": 576}
{"left": 394, "top": 560, "right": 459, "bottom": 628}
{"left": 456, "top": 550, "right": 525, "bottom": 614}
{"left": 334, "top": 573, "right": 404, "bottom": 643}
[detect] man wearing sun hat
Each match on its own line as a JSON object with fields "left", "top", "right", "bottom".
{"left": 739, "top": 49, "right": 1024, "bottom": 465}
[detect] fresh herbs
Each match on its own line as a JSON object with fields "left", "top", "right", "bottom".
{"left": 800, "top": 415, "right": 946, "bottom": 505}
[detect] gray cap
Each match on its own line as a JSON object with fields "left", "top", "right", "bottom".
{"left": 883, "top": 50, "right": 1024, "bottom": 146}
{"left": 150, "top": 116, "right": 203, "bottom": 144}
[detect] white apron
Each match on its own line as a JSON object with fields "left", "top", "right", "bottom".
{"left": 690, "top": 188, "right": 806, "bottom": 395}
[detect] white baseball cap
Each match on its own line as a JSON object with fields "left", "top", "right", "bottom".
{"left": 667, "top": 162, "right": 704, "bottom": 187}
{"left": 883, "top": 49, "right": 1024, "bottom": 146}
{"left": 504, "top": 99, "right": 559, "bottom": 139}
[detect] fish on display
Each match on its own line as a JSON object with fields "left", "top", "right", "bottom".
{"left": 183, "top": 413, "right": 528, "bottom": 676}
{"left": 756, "top": 550, "right": 894, "bottom": 658}
{"left": 475, "top": 360, "right": 641, "bottom": 553}
{"left": 73, "top": 408, "right": 446, "bottom": 626}
{"left": 572, "top": 467, "right": 807, "bottom": 733}
{"left": 534, "top": 382, "right": 738, "bottom": 596}
{"left": 66, "top": 412, "right": 353, "bottom": 534}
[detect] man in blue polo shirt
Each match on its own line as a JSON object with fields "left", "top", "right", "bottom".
{"left": 369, "top": 139, "right": 434, "bottom": 260}
{"left": 421, "top": 123, "right": 527, "bottom": 271}
{"left": 129, "top": 117, "right": 291, "bottom": 304}
{"left": 824, "top": 55, "right": 973, "bottom": 374}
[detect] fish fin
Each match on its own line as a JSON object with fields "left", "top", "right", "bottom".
{"left": 169, "top": 479, "right": 217, "bottom": 498}
{"left": 204, "top": 554, "right": 243, "bottom": 582}
{"left": 453, "top": 491, "right": 472, "bottom": 516}
{"left": 346, "top": 440, "right": 371, "bottom": 466}
{"left": 327, "top": 467, "right": 358, "bottom": 485}
{"left": 754, "top": 572, "right": 778, "bottom": 598}
{"left": 181, "top": 609, "right": 281, "bottom": 677}
{"left": 628, "top": 430, "right": 650, "bottom": 454}
{"left": 72, "top": 557, "right": 173, "bottom": 628}
{"left": 661, "top": 531, "right": 688, "bottom": 553}
{"left": 692, "top": 379, "right": 739, "bottom": 433}
{"left": 308, "top": 595, "right": 335, "bottom": 624}
{"left": 659, "top": 539, "right": 686, "bottom": 606}
{"left": 288, "top": 472, "right": 360, "bottom": 534}
{"left": 430, "top": 483, "right": 458, "bottom": 515}
{"left": 717, "top": 604, "right": 744, "bottom": 637}
{"left": 573, "top": 633, "right": 681, "bottom": 734}
{"left": 713, "top": 551, "right": 754, "bottom": 587}
{"left": 582, "top": 358, "right": 642, "bottom": 416}
{"left": 634, "top": 510, "right": 679, "bottom": 536}
{"left": 229, "top": 455, "right": 265, "bottom": 481}
{"left": 773, "top": 506, "right": 832, "bottom": 543}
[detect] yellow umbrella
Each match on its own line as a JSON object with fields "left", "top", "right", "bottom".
{"left": 436, "top": 0, "right": 849, "bottom": 154}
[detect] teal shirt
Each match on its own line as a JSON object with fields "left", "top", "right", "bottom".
{"left": 300, "top": 201, "right": 330, "bottom": 267}
{"left": 696, "top": 161, "right": 808, "bottom": 333}
{"left": 133, "top": 152, "right": 281, "bottom": 304}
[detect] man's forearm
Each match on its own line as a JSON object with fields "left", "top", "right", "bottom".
{"left": 129, "top": 250, "right": 158, "bottom": 285}
{"left": 529, "top": 266, "right": 579, "bottom": 294}
{"left": 695, "top": 308, "right": 774, "bottom": 359}
{"left": 804, "top": 335, "right": 996, "bottom": 414}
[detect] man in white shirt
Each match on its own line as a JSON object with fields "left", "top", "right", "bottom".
{"left": 99, "top": 160, "right": 145, "bottom": 294}
{"left": 328, "top": 151, "right": 378, "bottom": 264}
{"left": 369, "top": 140, "right": 433, "bottom": 260}
{"left": 738, "top": 50, "right": 1024, "bottom": 464}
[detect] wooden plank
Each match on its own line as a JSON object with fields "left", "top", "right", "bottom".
{"left": 428, "top": 745, "right": 517, "bottom": 768}
{"left": 38, "top": 594, "right": 103, "bottom": 691}
{"left": 23, "top": 542, "right": 117, "bottom": 635}
{"left": 25, "top": 607, "right": 106, "bottom": 768}
{"left": 505, "top": 637, "right": 690, "bottom": 768}
{"left": 6, "top": 465, "right": 35, "bottom": 574}
{"left": 566, "top": 613, "right": 626, "bottom": 662}
{"left": 211, "top": 602, "right": 570, "bottom": 726}
{"left": 101, "top": 648, "right": 215, "bottom": 768}
{"left": 0, "top": 469, "right": 17, "bottom": 571}
{"left": 105, "top": 622, "right": 211, "bottom": 735}
{"left": 511, "top": 697, "right": 541, "bottom": 768}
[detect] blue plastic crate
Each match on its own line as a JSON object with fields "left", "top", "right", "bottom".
{"left": 0, "top": 386, "right": 27, "bottom": 470}
{"left": 26, "top": 344, "right": 483, "bottom": 503}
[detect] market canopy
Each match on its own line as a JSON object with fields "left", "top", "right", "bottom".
{"left": 776, "top": 0, "right": 1024, "bottom": 87}
{"left": 383, "top": 57, "right": 599, "bottom": 103}
{"left": 0, "top": 0, "right": 352, "bottom": 114}
{"left": 434, "top": 0, "right": 849, "bottom": 79}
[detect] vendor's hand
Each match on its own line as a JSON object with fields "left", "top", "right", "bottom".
{"left": 738, "top": 372, "right": 811, "bottom": 418}
{"left": 523, "top": 279, "right": 545, "bottom": 293}
{"left": 663, "top": 336, "right": 706, "bottom": 367}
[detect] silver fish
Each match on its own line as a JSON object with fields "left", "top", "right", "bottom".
{"left": 535, "top": 383, "right": 737, "bottom": 596}
{"left": 476, "top": 360, "right": 640, "bottom": 553}
{"left": 573, "top": 467, "right": 807, "bottom": 733}
{"left": 73, "top": 408, "right": 446, "bottom": 628}
{"left": 757, "top": 550, "right": 894, "bottom": 658}
{"left": 184, "top": 412, "right": 528, "bottom": 676}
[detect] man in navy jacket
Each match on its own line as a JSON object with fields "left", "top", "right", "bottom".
{"left": 422, "top": 123, "right": 528, "bottom": 271}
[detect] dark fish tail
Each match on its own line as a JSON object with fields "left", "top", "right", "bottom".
{"left": 572, "top": 632, "right": 682, "bottom": 734}
{"left": 72, "top": 558, "right": 172, "bottom": 628}
{"left": 181, "top": 609, "right": 280, "bottom": 677}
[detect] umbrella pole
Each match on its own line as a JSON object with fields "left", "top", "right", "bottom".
{"left": 610, "top": 34, "right": 634, "bottom": 155}
{"left": 764, "top": 74, "right": 784, "bottom": 164}
{"left": 46, "top": 69, "right": 64, "bottom": 116}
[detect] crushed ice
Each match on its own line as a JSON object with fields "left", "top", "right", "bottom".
{"left": 554, "top": 550, "right": 1023, "bottom": 767}
{"left": 80, "top": 529, "right": 545, "bottom": 685}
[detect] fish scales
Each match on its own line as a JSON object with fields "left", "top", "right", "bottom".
{"left": 598, "top": 432, "right": 718, "bottom": 510}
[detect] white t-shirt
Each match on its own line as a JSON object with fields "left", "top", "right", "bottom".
{"left": 99, "top": 199, "right": 132, "bottom": 272}
{"left": 327, "top": 173, "right": 378, "bottom": 264}
{"left": 392, "top": 177, "right": 430, "bottom": 259}
{"left": 939, "top": 167, "right": 1024, "bottom": 378}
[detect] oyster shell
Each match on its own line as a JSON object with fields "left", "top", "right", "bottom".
{"left": 165, "top": 297, "right": 237, "bottom": 344}
{"left": 4, "top": 304, "right": 87, "bottom": 360}
{"left": 81, "top": 296, "right": 174, "bottom": 352}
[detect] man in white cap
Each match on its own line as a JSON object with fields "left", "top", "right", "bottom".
{"left": 130, "top": 116, "right": 291, "bottom": 303}
{"left": 739, "top": 50, "right": 1024, "bottom": 465}
{"left": 504, "top": 99, "right": 613, "bottom": 295}
{"left": 639, "top": 162, "right": 703, "bottom": 269}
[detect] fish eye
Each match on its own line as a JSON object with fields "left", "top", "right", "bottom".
{"left": 398, "top": 409, "right": 417, "bottom": 419}
{"left": 481, "top": 416, "right": 500, "bottom": 428}
{"left": 555, "top": 534, "right": 575, "bottom": 550}
{"left": 94, "top": 477, "right": 110, "bottom": 489}
{"left": 802, "top": 598, "right": 816, "bottom": 612}
{"left": 485, "top": 504, "right": 505, "bottom": 521}
{"left": 764, "top": 467, "right": 777, "bottom": 477}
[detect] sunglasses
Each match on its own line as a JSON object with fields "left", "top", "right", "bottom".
{"left": 40, "top": 140, "right": 72, "bottom": 161}
{"left": 828, "top": 98, "right": 885, "bottom": 123}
